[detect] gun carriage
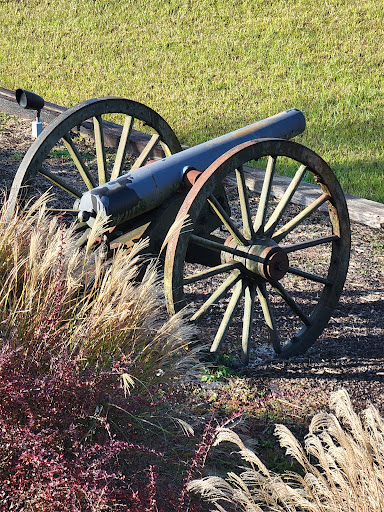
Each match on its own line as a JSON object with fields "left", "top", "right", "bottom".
{"left": 8, "top": 94, "right": 350, "bottom": 365}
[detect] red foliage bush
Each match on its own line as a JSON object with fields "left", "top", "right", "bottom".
{"left": 0, "top": 347, "right": 187, "bottom": 512}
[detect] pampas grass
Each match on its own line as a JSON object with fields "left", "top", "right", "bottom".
{"left": 0, "top": 194, "right": 196, "bottom": 378}
{"left": 189, "top": 389, "right": 384, "bottom": 512}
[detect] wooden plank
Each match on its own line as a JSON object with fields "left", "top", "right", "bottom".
{"left": 343, "top": 196, "right": 384, "bottom": 229}
{"left": 240, "top": 165, "right": 384, "bottom": 230}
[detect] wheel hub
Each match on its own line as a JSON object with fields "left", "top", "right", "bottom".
{"left": 221, "top": 236, "right": 289, "bottom": 282}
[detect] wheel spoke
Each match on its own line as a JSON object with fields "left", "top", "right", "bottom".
{"left": 287, "top": 266, "right": 332, "bottom": 285}
{"left": 210, "top": 279, "right": 245, "bottom": 354}
{"left": 235, "top": 165, "right": 255, "bottom": 240}
{"left": 273, "top": 193, "right": 330, "bottom": 243}
{"left": 190, "top": 234, "right": 262, "bottom": 264}
{"left": 160, "top": 141, "right": 172, "bottom": 157}
{"left": 191, "top": 270, "right": 242, "bottom": 321}
{"left": 130, "top": 134, "right": 160, "bottom": 171}
{"left": 208, "top": 194, "right": 247, "bottom": 245}
{"left": 38, "top": 168, "right": 82, "bottom": 198}
{"left": 254, "top": 155, "right": 276, "bottom": 234}
{"left": 184, "top": 262, "right": 242, "bottom": 285}
{"left": 283, "top": 235, "right": 339, "bottom": 253}
{"left": 273, "top": 281, "right": 312, "bottom": 326}
{"left": 111, "top": 115, "right": 134, "bottom": 179}
{"left": 256, "top": 282, "right": 280, "bottom": 354}
{"left": 264, "top": 164, "right": 307, "bottom": 236}
{"left": 62, "top": 134, "right": 96, "bottom": 190}
{"left": 46, "top": 208, "right": 80, "bottom": 214}
{"left": 241, "top": 283, "right": 256, "bottom": 365}
{"left": 93, "top": 115, "right": 108, "bottom": 185}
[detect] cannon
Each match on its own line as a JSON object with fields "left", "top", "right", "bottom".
{"left": 8, "top": 95, "right": 350, "bottom": 365}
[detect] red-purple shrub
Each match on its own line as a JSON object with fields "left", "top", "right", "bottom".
{"left": 0, "top": 346, "right": 180, "bottom": 511}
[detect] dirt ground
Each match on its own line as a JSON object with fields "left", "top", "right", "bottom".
{"left": 1, "top": 112, "right": 384, "bottom": 421}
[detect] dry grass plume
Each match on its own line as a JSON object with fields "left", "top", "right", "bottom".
{"left": 189, "top": 389, "right": 384, "bottom": 511}
{"left": 0, "top": 194, "right": 196, "bottom": 379}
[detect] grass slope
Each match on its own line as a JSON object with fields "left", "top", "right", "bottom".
{"left": 0, "top": 0, "right": 383, "bottom": 201}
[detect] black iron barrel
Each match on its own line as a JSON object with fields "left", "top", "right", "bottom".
{"left": 78, "top": 109, "right": 306, "bottom": 226}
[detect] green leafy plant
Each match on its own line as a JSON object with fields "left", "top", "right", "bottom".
{"left": 200, "top": 365, "right": 234, "bottom": 383}
{"left": 9, "top": 151, "right": 24, "bottom": 159}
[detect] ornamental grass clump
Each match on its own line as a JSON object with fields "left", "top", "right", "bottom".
{"left": 0, "top": 194, "right": 195, "bottom": 378}
{"left": 0, "top": 196, "right": 210, "bottom": 511}
{"left": 189, "top": 389, "right": 384, "bottom": 512}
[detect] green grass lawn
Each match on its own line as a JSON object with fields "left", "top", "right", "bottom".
{"left": 0, "top": 0, "right": 383, "bottom": 202}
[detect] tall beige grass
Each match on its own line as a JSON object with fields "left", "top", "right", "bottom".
{"left": 189, "top": 389, "right": 384, "bottom": 512}
{"left": 0, "top": 194, "right": 196, "bottom": 378}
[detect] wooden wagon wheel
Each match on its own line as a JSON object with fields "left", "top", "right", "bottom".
{"left": 8, "top": 97, "right": 182, "bottom": 219}
{"left": 164, "top": 138, "right": 350, "bottom": 364}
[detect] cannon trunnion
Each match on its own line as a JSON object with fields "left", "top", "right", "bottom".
{"left": 9, "top": 96, "right": 350, "bottom": 365}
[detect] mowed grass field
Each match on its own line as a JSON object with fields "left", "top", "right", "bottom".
{"left": 0, "top": 0, "right": 383, "bottom": 202}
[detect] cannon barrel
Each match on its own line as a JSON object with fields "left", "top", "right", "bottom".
{"left": 78, "top": 108, "right": 306, "bottom": 226}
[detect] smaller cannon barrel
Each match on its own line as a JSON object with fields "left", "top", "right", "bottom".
{"left": 78, "top": 109, "right": 306, "bottom": 226}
